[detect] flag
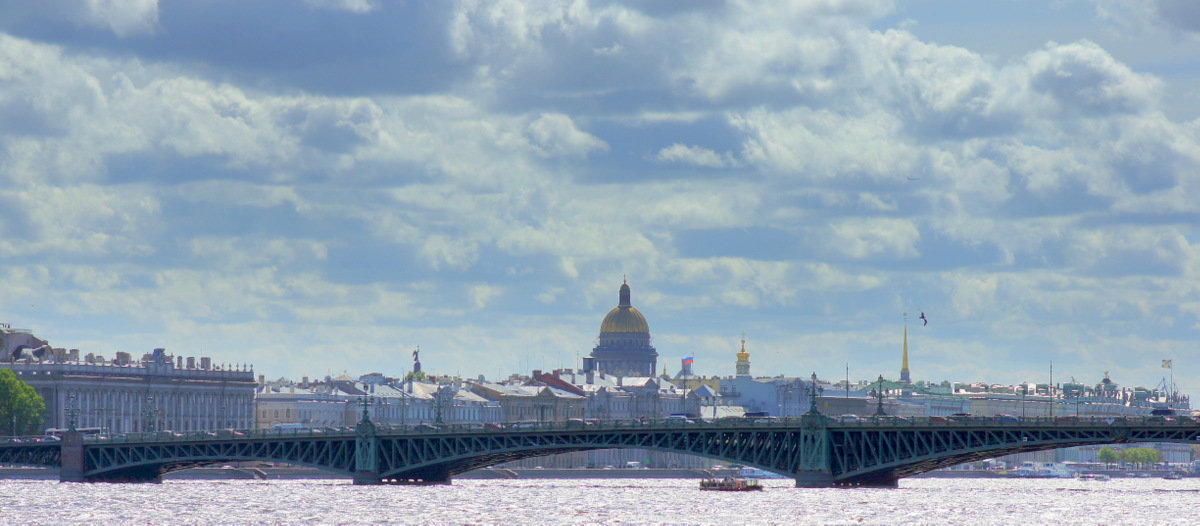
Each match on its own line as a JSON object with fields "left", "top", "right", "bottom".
{"left": 1162, "top": 359, "right": 1172, "bottom": 369}
{"left": 682, "top": 356, "right": 694, "bottom": 366}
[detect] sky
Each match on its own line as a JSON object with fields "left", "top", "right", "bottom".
{"left": 2, "top": 0, "right": 1199, "bottom": 397}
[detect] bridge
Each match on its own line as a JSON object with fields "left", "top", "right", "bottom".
{"left": 3, "top": 413, "right": 1198, "bottom": 487}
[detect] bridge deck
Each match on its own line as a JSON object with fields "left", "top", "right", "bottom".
{"left": 3, "top": 415, "right": 1197, "bottom": 486}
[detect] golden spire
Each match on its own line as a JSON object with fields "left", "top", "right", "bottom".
{"left": 735, "top": 333, "right": 751, "bottom": 377}
{"left": 900, "top": 312, "right": 911, "bottom": 383}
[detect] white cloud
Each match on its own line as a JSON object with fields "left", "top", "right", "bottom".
{"left": 1023, "top": 40, "right": 1161, "bottom": 117}
{"left": 419, "top": 235, "right": 480, "bottom": 271}
{"left": 652, "top": 143, "right": 735, "bottom": 168}
{"left": 0, "top": 184, "right": 159, "bottom": 257}
{"left": 525, "top": 113, "right": 609, "bottom": 158}
{"left": 469, "top": 283, "right": 504, "bottom": 308}
{"left": 78, "top": 0, "right": 159, "bottom": 37}
{"left": 1091, "top": 0, "right": 1200, "bottom": 36}
{"left": 3, "top": 1, "right": 1200, "bottom": 392}
{"left": 303, "top": 0, "right": 377, "bottom": 14}
{"left": 826, "top": 218, "right": 920, "bottom": 260}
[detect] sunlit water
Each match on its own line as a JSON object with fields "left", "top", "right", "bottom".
{"left": 1, "top": 476, "right": 1197, "bottom": 525}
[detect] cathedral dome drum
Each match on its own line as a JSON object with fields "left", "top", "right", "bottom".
{"left": 588, "top": 280, "right": 657, "bottom": 377}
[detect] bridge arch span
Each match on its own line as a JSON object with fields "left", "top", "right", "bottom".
{"left": 13, "top": 417, "right": 1199, "bottom": 486}
{"left": 827, "top": 422, "right": 1200, "bottom": 486}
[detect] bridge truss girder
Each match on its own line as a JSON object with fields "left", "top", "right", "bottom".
{"left": 79, "top": 436, "right": 358, "bottom": 482}
{"left": 0, "top": 443, "right": 59, "bottom": 469}
{"left": 7, "top": 419, "right": 1198, "bottom": 487}
{"left": 367, "top": 425, "right": 835, "bottom": 484}
{"left": 829, "top": 424, "right": 1200, "bottom": 485}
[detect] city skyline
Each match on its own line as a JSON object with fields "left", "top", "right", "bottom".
{"left": 1, "top": 2, "right": 1199, "bottom": 397}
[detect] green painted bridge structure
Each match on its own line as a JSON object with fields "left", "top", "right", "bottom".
{"left": 3, "top": 414, "right": 1198, "bottom": 487}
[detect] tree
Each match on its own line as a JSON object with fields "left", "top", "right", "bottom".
{"left": 0, "top": 369, "right": 46, "bottom": 436}
{"left": 1117, "top": 447, "right": 1163, "bottom": 467}
{"left": 1097, "top": 446, "right": 1118, "bottom": 465}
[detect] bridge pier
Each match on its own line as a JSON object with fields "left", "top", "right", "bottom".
{"left": 353, "top": 469, "right": 381, "bottom": 485}
{"left": 376, "top": 465, "right": 452, "bottom": 485}
{"left": 59, "top": 430, "right": 85, "bottom": 483}
{"left": 793, "top": 472, "right": 898, "bottom": 488}
{"left": 793, "top": 472, "right": 836, "bottom": 488}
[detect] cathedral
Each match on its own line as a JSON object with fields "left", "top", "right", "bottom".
{"left": 587, "top": 280, "right": 658, "bottom": 377}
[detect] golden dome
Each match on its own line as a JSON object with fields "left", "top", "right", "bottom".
{"left": 600, "top": 305, "right": 650, "bottom": 333}
{"left": 736, "top": 337, "right": 750, "bottom": 362}
{"left": 599, "top": 280, "right": 650, "bottom": 334}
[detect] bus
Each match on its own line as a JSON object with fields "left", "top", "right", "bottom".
{"left": 44, "top": 427, "right": 107, "bottom": 439}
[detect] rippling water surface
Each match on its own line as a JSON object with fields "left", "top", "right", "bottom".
{"left": 1, "top": 476, "right": 1197, "bottom": 525}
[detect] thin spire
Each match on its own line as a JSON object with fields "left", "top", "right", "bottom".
{"left": 900, "top": 312, "right": 911, "bottom": 384}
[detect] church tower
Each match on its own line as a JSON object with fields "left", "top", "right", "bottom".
{"left": 588, "top": 279, "right": 658, "bottom": 376}
{"left": 900, "top": 313, "right": 911, "bottom": 384}
{"left": 735, "top": 335, "right": 750, "bottom": 377}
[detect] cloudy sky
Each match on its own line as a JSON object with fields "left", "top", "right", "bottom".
{"left": 2, "top": 0, "right": 1199, "bottom": 396}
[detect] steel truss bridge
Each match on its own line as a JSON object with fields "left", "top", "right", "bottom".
{"left": 2, "top": 415, "right": 1198, "bottom": 487}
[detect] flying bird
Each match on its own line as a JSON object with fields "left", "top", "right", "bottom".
{"left": 919, "top": 312, "right": 928, "bottom": 326}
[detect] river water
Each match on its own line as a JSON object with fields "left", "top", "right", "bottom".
{"left": 1, "top": 476, "right": 1197, "bottom": 525}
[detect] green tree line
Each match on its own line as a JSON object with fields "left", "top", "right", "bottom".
{"left": 1096, "top": 446, "right": 1163, "bottom": 466}
{"left": 1, "top": 369, "right": 46, "bottom": 436}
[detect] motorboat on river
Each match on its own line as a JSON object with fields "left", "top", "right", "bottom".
{"left": 700, "top": 477, "right": 763, "bottom": 491}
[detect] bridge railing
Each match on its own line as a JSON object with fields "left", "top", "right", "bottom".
{"left": 827, "top": 415, "right": 1200, "bottom": 427}
{"left": 12, "top": 413, "right": 1197, "bottom": 446}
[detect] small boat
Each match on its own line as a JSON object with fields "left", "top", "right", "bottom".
{"left": 1075, "top": 473, "right": 1110, "bottom": 481}
{"left": 700, "top": 477, "right": 763, "bottom": 491}
{"left": 1163, "top": 472, "right": 1184, "bottom": 480}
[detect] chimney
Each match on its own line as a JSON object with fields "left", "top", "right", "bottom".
{"left": 258, "top": 374, "right": 265, "bottom": 385}
{"left": 302, "top": 376, "right": 309, "bottom": 388}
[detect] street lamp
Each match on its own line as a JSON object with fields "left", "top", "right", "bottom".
{"left": 67, "top": 393, "right": 79, "bottom": 431}
{"left": 805, "top": 372, "right": 823, "bottom": 416}
{"left": 143, "top": 395, "right": 156, "bottom": 433}
{"left": 874, "top": 375, "right": 886, "bottom": 417}
{"left": 1021, "top": 384, "right": 1028, "bottom": 419}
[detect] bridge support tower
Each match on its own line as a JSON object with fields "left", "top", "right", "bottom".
{"left": 352, "top": 405, "right": 381, "bottom": 485}
{"left": 59, "top": 429, "right": 85, "bottom": 483}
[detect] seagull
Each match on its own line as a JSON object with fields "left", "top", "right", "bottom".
{"left": 919, "top": 312, "right": 928, "bottom": 326}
